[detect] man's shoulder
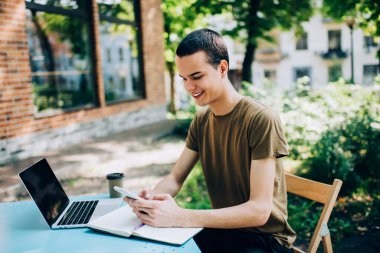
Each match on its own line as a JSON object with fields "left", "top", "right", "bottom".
{"left": 193, "top": 107, "right": 212, "bottom": 122}
{"left": 236, "top": 97, "right": 284, "bottom": 129}
{"left": 239, "top": 97, "right": 271, "bottom": 118}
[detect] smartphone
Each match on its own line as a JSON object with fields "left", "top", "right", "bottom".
{"left": 114, "top": 186, "right": 141, "bottom": 200}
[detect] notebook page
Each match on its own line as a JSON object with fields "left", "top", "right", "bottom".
{"left": 87, "top": 205, "right": 141, "bottom": 237}
{"left": 134, "top": 225, "right": 202, "bottom": 245}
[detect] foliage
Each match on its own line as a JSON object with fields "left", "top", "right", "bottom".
{"left": 176, "top": 79, "right": 380, "bottom": 194}
{"left": 33, "top": 82, "right": 94, "bottom": 112}
{"left": 322, "top": 0, "right": 380, "bottom": 61}
{"left": 176, "top": 163, "right": 211, "bottom": 210}
{"left": 304, "top": 109, "right": 380, "bottom": 194}
{"left": 162, "top": 0, "right": 203, "bottom": 66}
{"left": 161, "top": 0, "right": 205, "bottom": 114}
{"left": 287, "top": 193, "right": 380, "bottom": 248}
{"left": 174, "top": 79, "right": 380, "bottom": 247}
{"left": 287, "top": 195, "right": 320, "bottom": 246}
{"left": 41, "top": 13, "right": 88, "bottom": 59}
{"left": 322, "top": 0, "right": 379, "bottom": 37}
{"left": 193, "top": 0, "right": 314, "bottom": 82}
{"left": 242, "top": 79, "right": 380, "bottom": 194}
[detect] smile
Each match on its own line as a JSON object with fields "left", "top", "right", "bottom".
{"left": 192, "top": 91, "right": 204, "bottom": 98}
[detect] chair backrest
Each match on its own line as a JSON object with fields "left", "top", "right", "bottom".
{"left": 285, "top": 173, "right": 343, "bottom": 253}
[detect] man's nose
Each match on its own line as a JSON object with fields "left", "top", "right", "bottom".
{"left": 185, "top": 80, "right": 196, "bottom": 92}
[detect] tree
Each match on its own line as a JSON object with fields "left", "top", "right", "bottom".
{"left": 194, "top": 0, "right": 313, "bottom": 83}
{"left": 161, "top": 0, "right": 204, "bottom": 114}
{"left": 322, "top": 0, "right": 380, "bottom": 71}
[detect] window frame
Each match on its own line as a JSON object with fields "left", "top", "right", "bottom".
{"left": 363, "top": 64, "right": 379, "bottom": 86}
{"left": 25, "top": 0, "right": 98, "bottom": 115}
{"left": 98, "top": 0, "right": 146, "bottom": 105}
{"left": 328, "top": 64, "right": 342, "bottom": 82}
{"left": 293, "top": 66, "right": 312, "bottom": 85}
{"left": 328, "top": 30, "right": 342, "bottom": 51}
{"left": 296, "top": 32, "right": 308, "bottom": 51}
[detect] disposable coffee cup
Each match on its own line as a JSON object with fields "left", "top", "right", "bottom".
{"left": 106, "top": 173, "right": 125, "bottom": 198}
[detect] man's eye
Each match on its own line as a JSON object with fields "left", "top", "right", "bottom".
{"left": 193, "top": 76, "right": 202, "bottom": 80}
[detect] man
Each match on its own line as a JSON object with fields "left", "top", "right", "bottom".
{"left": 127, "top": 28, "right": 296, "bottom": 253}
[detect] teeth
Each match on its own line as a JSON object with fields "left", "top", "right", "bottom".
{"left": 193, "top": 91, "right": 202, "bottom": 96}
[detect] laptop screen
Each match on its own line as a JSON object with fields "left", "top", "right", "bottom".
{"left": 19, "top": 158, "right": 70, "bottom": 227}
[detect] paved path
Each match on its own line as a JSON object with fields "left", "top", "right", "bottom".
{"left": 0, "top": 120, "right": 185, "bottom": 202}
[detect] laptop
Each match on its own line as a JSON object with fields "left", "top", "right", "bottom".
{"left": 19, "top": 158, "right": 121, "bottom": 229}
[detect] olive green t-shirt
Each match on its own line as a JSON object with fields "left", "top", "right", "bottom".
{"left": 186, "top": 96, "right": 296, "bottom": 248}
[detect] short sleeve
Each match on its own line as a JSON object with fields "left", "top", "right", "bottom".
{"left": 186, "top": 114, "right": 199, "bottom": 152}
{"left": 249, "top": 108, "right": 288, "bottom": 160}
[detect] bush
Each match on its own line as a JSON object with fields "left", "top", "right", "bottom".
{"left": 303, "top": 108, "right": 380, "bottom": 194}
{"left": 174, "top": 78, "right": 380, "bottom": 248}
{"left": 175, "top": 163, "right": 211, "bottom": 209}
{"left": 240, "top": 80, "right": 380, "bottom": 195}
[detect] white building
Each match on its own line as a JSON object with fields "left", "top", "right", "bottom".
{"left": 253, "top": 13, "right": 379, "bottom": 89}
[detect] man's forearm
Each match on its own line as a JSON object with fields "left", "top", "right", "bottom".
{"left": 153, "top": 174, "right": 182, "bottom": 197}
{"left": 152, "top": 147, "right": 198, "bottom": 197}
{"left": 182, "top": 200, "right": 272, "bottom": 228}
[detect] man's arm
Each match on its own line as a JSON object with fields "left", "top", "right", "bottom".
{"left": 183, "top": 157, "right": 275, "bottom": 228}
{"left": 151, "top": 147, "right": 199, "bottom": 197}
{"left": 132, "top": 157, "right": 276, "bottom": 228}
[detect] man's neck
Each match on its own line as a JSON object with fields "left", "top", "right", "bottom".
{"left": 209, "top": 82, "right": 243, "bottom": 116}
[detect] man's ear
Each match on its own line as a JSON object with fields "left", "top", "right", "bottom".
{"left": 220, "top": 60, "right": 228, "bottom": 78}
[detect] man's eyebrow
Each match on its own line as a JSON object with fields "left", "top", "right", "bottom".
{"left": 179, "top": 71, "right": 202, "bottom": 79}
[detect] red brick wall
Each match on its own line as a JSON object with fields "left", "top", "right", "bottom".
{"left": 0, "top": 0, "right": 166, "bottom": 140}
{"left": 0, "top": 0, "right": 34, "bottom": 140}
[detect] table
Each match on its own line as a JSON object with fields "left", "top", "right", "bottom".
{"left": 0, "top": 195, "right": 201, "bottom": 253}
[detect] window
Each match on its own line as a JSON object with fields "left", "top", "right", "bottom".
{"left": 294, "top": 67, "right": 311, "bottom": 85}
{"left": 263, "top": 69, "right": 277, "bottom": 89}
{"left": 328, "top": 30, "right": 342, "bottom": 51}
{"left": 25, "top": 0, "right": 95, "bottom": 113}
{"left": 296, "top": 32, "right": 308, "bottom": 50}
{"left": 106, "top": 48, "right": 111, "bottom": 63}
{"left": 119, "top": 48, "right": 124, "bottom": 62}
{"left": 363, "top": 65, "right": 379, "bottom": 86}
{"left": 328, "top": 64, "right": 342, "bottom": 82}
{"left": 98, "top": 0, "right": 144, "bottom": 104}
{"left": 264, "top": 70, "right": 276, "bottom": 80}
{"left": 364, "top": 36, "right": 378, "bottom": 52}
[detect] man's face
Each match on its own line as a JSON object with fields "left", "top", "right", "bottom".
{"left": 176, "top": 51, "right": 224, "bottom": 107}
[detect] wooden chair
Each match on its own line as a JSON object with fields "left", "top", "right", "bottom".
{"left": 285, "top": 173, "right": 343, "bottom": 253}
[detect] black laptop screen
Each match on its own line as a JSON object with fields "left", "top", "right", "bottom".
{"left": 19, "top": 158, "right": 69, "bottom": 226}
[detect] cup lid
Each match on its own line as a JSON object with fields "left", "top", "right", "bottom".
{"left": 106, "top": 172, "right": 124, "bottom": 180}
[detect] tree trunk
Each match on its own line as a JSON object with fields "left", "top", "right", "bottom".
{"left": 167, "top": 62, "right": 176, "bottom": 115}
{"left": 378, "top": 51, "right": 380, "bottom": 74}
{"left": 241, "top": 0, "right": 260, "bottom": 83}
{"left": 242, "top": 41, "right": 256, "bottom": 83}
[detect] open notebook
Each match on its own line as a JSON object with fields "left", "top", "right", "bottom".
{"left": 87, "top": 205, "right": 202, "bottom": 245}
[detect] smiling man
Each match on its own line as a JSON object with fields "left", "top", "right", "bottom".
{"left": 127, "top": 29, "right": 296, "bottom": 253}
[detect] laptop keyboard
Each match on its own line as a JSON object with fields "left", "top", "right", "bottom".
{"left": 57, "top": 200, "right": 99, "bottom": 226}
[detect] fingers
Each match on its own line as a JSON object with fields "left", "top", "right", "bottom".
{"left": 123, "top": 196, "right": 136, "bottom": 203}
{"left": 133, "top": 199, "right": 156, "bottom": 209}
{"left": 152, "top": 193, "right": 171, "bottom": 201}
{"left": 137, "top": 212, "right": 153, "bottom": 225}
{"left": 140, "top": 187, "right": 155, "bottom": 200}
{"left": 132, "top": 205, "right": 151, "bottom": 215}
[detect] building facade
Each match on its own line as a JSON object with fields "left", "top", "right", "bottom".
{"left": 0, "top": 0, "right": 166, "bottom": 164}
{"left": 253, "top": 13, "right": 379, "bottom": 89}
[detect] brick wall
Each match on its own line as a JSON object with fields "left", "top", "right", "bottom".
{"left": 0, "top": 0, "right": 166, "bottom": 164}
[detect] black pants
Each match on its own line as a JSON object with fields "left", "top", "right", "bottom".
{"left": 193, "top": 228, "right": 293, "bottom": 253}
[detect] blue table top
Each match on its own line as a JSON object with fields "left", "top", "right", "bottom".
{"left": 0, "top": 195, "right": 201, "bottom": 253}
